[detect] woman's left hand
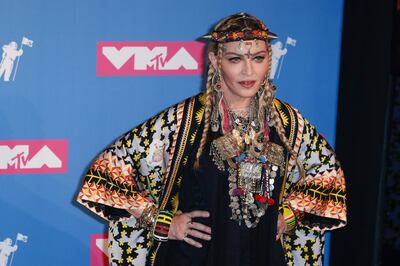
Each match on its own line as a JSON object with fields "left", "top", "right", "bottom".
{"left": 169, "top": 210, "right": 212, "bottom": 248}
{"left": 276, "top": 213, "right": 287, "bottom": 241}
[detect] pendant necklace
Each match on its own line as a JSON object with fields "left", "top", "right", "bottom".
{"left": 210, "top": 99, "right": 284, "bottom": 228}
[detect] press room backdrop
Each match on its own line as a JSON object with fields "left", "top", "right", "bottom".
{"left": 0, "top": 1, "right": 344, "bottom": 265}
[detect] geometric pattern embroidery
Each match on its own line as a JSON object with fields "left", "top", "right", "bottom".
{"left": 77, "top": 94, "right": 347, "bottom": 266}
{"left": 77, "top": 94, "right": 202, "bottom": 266}
{"left": 284, "top": 226, "right": 326, "bottom": 266}
{"left": 77, "top": 102, "right": 180, "bottom": 220}
{"left": 274, "top": 99, "right": 347, "bottom": 265}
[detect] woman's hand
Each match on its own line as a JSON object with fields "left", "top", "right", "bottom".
{"left": 276, "top": 213, "right": 287, "bottom": 240}
{"left": 169, "top": 210, "right": 212, "bottom": 248}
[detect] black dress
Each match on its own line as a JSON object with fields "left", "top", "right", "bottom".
{"left": 160, "top": 130, "right": 287, "bottom": 266}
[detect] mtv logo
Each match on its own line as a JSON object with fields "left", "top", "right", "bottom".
{"left": 0, "top": 139, "right": 68, "bottom": 174}
{"left": 97, "top": 41, "right": 204, "bottom": 76}
{"left": 90, "top": 234, "right": 108, "bottom": 266}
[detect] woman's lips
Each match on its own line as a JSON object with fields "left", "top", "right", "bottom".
{"left": 238, "top": 81, "right": 256, "bottom": 88}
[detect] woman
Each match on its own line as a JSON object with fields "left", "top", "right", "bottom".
{"left": 77, "top": 13, "right": 347, "bottom": 266}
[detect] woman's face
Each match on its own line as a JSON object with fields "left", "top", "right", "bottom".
{"left": 209, "top": 40, "right": 269, "bottom": 108}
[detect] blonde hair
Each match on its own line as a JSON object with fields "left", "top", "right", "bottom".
{"left": 193, "top": 62, "right": 214, "bottom": 169}
{"left": 194, "top": 13, "right": 304, "bottom": 178}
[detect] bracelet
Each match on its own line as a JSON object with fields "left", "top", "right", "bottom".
{"left": 153, "top": 210, "right": 174, "bottom": 242}
{"left": 135, "top": 206, "right": 159, "bottom": 230}
{"left": 279, "top": 204, "right": 297, "bottom": 233}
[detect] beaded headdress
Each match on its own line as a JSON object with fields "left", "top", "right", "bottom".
{"left": 201, "top": 12, "right": 278, "bottom": 43}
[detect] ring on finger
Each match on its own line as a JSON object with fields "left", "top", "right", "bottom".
{"left": 186, "top": 229, "right": 191, "bottom": 236}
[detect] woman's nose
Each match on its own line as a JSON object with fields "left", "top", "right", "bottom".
{"left": 242, "top": 59, "right": 254, "bottom": 76}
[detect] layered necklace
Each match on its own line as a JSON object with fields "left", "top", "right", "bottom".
{"left": 210, "top": 98, "right": 284, "bottom": 228}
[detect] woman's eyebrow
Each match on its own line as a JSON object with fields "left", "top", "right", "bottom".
{"left": 224, "top": 51, "right": 268, "bottom": 57}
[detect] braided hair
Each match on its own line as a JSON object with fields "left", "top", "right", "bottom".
{"left": 195, "top": 13, "right": 304, "bottom": 178}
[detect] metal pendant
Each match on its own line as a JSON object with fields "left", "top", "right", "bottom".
{"left": 238, "top": 161, "right": 263, "bottom": 194}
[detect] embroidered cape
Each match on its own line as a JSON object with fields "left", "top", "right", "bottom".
{"left": 77, "top": 93, "right": 346, "bottom": 266}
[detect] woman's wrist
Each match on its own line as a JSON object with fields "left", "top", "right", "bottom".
{"left": 153, "top": 210, "right": 174, "bottom": 242}
{"left": 135, "top": 205, "right": 159, "bottom": 230}
{"left": 135, "top": 206, "right": 175, "bottom": 242}
{"left": 279, "top": 204, "right": 298, "bottom": 233}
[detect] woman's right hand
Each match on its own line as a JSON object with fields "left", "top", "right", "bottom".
{"left": 168, "top": 210, "right": 212, "bottom": 248}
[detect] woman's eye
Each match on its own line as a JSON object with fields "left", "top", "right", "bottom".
{"left": 254, "top": 56, "right": 265, "bottom": 62}
{"left": 228, "top": 57, "right": 241, "bottom": 63}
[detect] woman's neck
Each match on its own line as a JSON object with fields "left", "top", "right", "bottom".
{"left": 225, "top": 96, "right": 252, "bottom": 111}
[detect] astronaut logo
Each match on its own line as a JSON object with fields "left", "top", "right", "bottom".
{"left": 0, "top": 233, "right": 28, "bottom": 266}
{"left": 270, "top": 36, "right": 297, "bottom": 80}
{"left": 0, "top": 37, "right": 33, "bottom": 82}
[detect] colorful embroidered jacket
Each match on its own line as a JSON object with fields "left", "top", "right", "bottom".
{"left": 77, "top": 93, "right": 346, "bottom": 266}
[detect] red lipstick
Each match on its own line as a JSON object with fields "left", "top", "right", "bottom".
{"left": 238, "top": 80, "right": 256, "bottom": 88}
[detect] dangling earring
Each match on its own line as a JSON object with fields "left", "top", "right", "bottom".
{"left": 265, "top": 81, "right": 275, "bottom": 127}
{"left": 212, "top": 70, "right": 222, "bottom": 91}
{"left": 211, "top": 71, "right": 223, "bottom": 132}
{"left": 257, "top": 77, "right": 267, "bottom": 98}
{"left": 270, "top": 82, "right": 277, "bottom": 98}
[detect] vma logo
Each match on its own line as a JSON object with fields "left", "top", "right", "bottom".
{"left": 97, "top": 41, "right": 204, "bottom": 76}
{"left": 0, "top": 139, "right": 68, "bottom": 174}
{"left": 90, "top": 234, "right": 108, "bottom": 266}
